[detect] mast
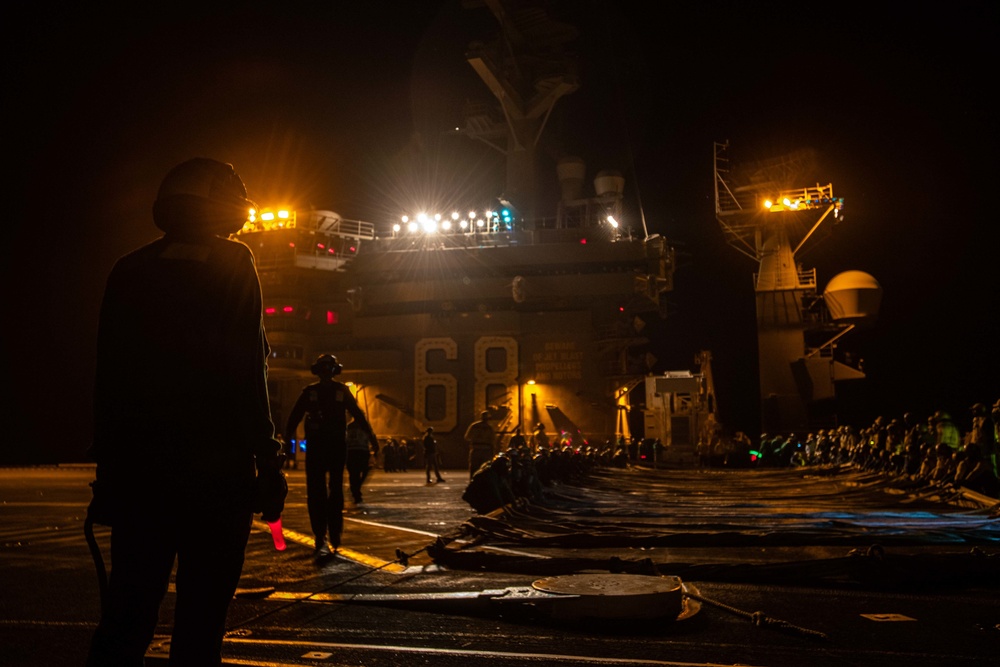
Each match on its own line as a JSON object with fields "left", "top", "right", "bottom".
{"left": 461, "top": 1, "right": 579, "bottom": 225}
{"left": 714, "top": 141, "right": 872, "bottom": 435}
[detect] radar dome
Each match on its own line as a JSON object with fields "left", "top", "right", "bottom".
{"left": 593, "top": 170, "right": 625, "bottom": 197}
{"left": 823, "top": 270, "right": 882, "bottom": 323}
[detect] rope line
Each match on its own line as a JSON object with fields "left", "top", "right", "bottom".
{"left": 681, "top": 590, "right": 829, "bottom": 640}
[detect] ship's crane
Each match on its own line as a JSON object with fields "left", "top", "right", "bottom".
{"left": 713, "top": 141, "right": 880, "bottom": 435}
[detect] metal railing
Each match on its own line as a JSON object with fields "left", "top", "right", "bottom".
{"left": 754, "top": 267, "right": 816, "bottom": 291}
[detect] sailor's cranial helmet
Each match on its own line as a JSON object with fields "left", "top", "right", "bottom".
{"left": 153, "top": 158, "right": 255, "bottom": 236}
{"left": 311, "top": 354, "right": 343, "bottom": 377}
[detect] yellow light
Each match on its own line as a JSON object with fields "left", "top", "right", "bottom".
{"left": 442, "top": 220, "right": 452, "bottom": 230}
{"left": 607, "top": 215, "right": 619, "bottom": 228}
{"left": 764, "top": 200, "right": 773, "bottom": 209}
{"left": 392, "top": 223, "right": 401, "bottom": 232}
{"left": 261, "top": 212, "right": 275, "bottom": 221}
{"left": 451, "top": 211, "right": 460, "bottom": 220}
{"left": 277, "top": 210, "right": 290, "bottom": 219}
{"left": 401, "top": 215, "right": 409, "bottom": 223}
{"left": 468, "top": 211, "right": 476, "bottom": 219}
{"left": 782, "top": 198, "right": 791, "bottom": 207}
{"left": 527, "top": 380, "right": 536, "bottom": 385}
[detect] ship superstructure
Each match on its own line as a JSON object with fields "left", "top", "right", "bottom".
{"left": 713, "top": 142, "right": 880, "bottom": 435}
{"left": 238, "top": 2, "right": 677, "bottom": 465}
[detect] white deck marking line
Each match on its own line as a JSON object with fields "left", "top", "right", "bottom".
{"left": 343, "top": 516, "right": 441, "bottom": 537}
{"left": 225, "top": 637, "right": 765, "bottom": 666}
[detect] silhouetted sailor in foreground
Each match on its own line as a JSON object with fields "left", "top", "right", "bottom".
{"left": 86, "top": 158, "right": 286, "bottom": 666}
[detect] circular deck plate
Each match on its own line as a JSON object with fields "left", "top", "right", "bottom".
{"left": 532, "top": 573, "right": 681, "bottom": 597}
{"left": 531, "top": 574, "right": 684, "bottom": 621}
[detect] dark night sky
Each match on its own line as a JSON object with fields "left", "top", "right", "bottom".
{"left": 5, "top": 1, "right": 996, "bottom": 463}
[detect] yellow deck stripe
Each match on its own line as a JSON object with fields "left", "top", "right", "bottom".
{"left": 251, "top": 520, "right": 407, "bottom": 573}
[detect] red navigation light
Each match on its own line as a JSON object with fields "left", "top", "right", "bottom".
{"left": 289, "top": 242, "right": 295, "bottom": 248}
{"left": 326, "top": 311, "right": 338, "bottom": 325}
{"left": 264, "top": 307, "right": 276, "bottom": 315}
{"left": 282, "top": 306, "right": 293, "bottom": 313}
{"left": 317, "top": 243, "right": 325, "bottom": 250}
{"left": 580, "top": 238, "right": 587, "bottom": 244}
{"left": 348, "top": 245, "right": 357, "bottom": 254}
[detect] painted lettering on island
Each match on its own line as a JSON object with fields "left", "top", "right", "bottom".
{"left": 531, "top": 341, "right": 584, "bottom": 381}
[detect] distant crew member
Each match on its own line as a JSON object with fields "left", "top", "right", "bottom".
{"left": 346, "top": 417, "right": 378, "bottom": 504}
{"left": 968, "top": 403, "right": 997, "bottom": 476}
{"left": 422, "top": 427, "right": 446, "bottom": 484}
{"left": 382, "top": 438, "right": 399, "bottom": 472}
{"left": 285, "top": 354, "right": 377, "bottom": 557}
{"left": 532, "top": 423, "right": 549, "bottom": 451}
{"left": 933, "top": 411, "right": 962, "bottom": 452}
{"left": 508, "top": 426, "right": 527, "bottom": 451}
{"left": 465, "top": 411, "right": 496, "bottom": 480}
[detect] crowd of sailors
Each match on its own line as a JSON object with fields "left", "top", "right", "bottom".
{"left": 459, "top": 400, "right": 1000, "bottom": 511}
{"left": 745, "top": 401, "right": 999, "bottom": 498}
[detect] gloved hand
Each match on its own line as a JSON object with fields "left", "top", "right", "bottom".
{"left": 86, "top": 478, "right": 115, "bottom": 526}
{"left": 253, "top": 457, "right": 287, "bottom": 523}
{"left": 257, "top": 452, "right": 285, "bottom": 472}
